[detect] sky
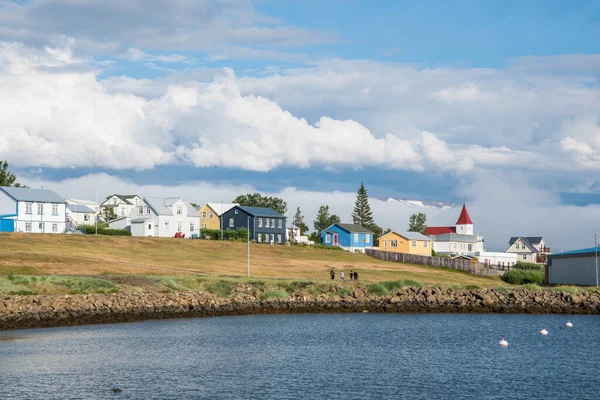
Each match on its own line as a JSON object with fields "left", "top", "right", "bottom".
{"left": 0, "top": 0, "right": 599, "bottom": 251}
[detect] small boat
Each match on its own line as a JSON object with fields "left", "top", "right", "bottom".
{"left": 499, "top": 337, "right": 508, "bottom": 347}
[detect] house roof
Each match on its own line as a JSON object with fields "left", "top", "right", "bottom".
{"left": 424, "top": 226, "right": 456, "bottom": 235}
{"left": 67, "top": 204, "right": 96, "bottom": 213}
{"left": 325, "top": 223, "right": 373, "bottom": 234}
{"left": 381, "top": 231, "right": 431, "bottom": 241}
{"left": 455, "top": 204, "right": 473, "bottom": 225}
{"left": 452, "top": 255, "right": 477, "bottom": 260}
{"left": 0, "top": 186, "right": 65, "bottom": 203}
{"left": 105, "top": 194, "right": 139, "bottom": 205}
{"left": 429, "top": 233, "right": 480, "bottom": 243}
{"left": 237, "top": 206, "right": 285, "bottom": 218}
{"left": 66, "top": 198, "right": 97, "bottom": 206}
{"left": 206, "top": 203, "right": 239, "bottom": 216}
{"left": 131, "top": 217, "right": 153, "bottom": 223}
{"left": 144, "top": 197, "right": 200, "bottom": 217}
{"left": 548, "top": 247, "right": 599, "bottom": 258}
{"left": 508, "top": 237, "right": 541, "bottom": 253}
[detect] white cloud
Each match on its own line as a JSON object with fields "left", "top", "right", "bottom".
{"left": 125, "top": 48, "right": 190, "bottom": 64}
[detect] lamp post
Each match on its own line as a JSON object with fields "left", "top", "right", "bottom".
{"left": 95, "top": 189, "right": 98, "bottom": 235}
{"left": 40, "top": 186, "right": 44, "bottom": 233}
{"left": 595, "top": 233, "right": 598, "bottom": 288}
{"left": 220, "top": 201, "right": 223, "bottom": 241}
{"left": 247, "top": 216, "right": 251, "bottom": 277}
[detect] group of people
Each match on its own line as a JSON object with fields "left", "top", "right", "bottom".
{"left": 330, "top": 267, "right": 358, "bottom": 281}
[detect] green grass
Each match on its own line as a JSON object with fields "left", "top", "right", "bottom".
{"left": 337, "top": 287, "right": 352, "bottom": 297}
{"left": 260, "top": 289, "right": 288, "bottom": 301}
{"left": 0, "top": 275, "right": 119, "bottom": 295}
{"left": 203, "top": 280, "right": 236, "bottom": 297}
{"left": 520, "top": 284, "right": 540, "bottom": 292}
{"left": 553, "top": 286, "right": 580, "bottom": 294}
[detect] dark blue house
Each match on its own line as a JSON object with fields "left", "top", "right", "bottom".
{"left": 320, "top": 223, "right": 374, "bottom": 252}
{"left": 221, "top": 206, "right": 287, "bottom": 244}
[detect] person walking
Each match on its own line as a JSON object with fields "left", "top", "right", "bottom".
{"left": 353, "top": 271, "right": 359, "bottom": 280}
{"left": 330, "top": 267, "right": 335, "bottom": 280}
{"left": 340, "top": 271, "right": 345, "bottom": 281}
{"left": 349, "top": 270, "right": 354, "bottom": 280}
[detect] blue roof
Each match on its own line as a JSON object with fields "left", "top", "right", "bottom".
{"left": 549, "top": 247, "right": 600, "bottom": 257}
{"left": 67, "top": 204, "right": 95, "bottom": 213}
{"left": 237, "top": 206, "right": 285, "bottom": 218}
{"left": 0, "top": 186, "right": 65, "bottom": 203}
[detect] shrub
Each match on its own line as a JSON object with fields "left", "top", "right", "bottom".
{"left": 520, "top": 284, "right": 540, "bottom": 292}
{"left": 381, "top": 280, "right": 421, "bottom": 291}
{"left": 337, "top": 287, "right": 351, "bottom": 297}
{"left": 312, "top": 244, "right": 345, "bottom": 251}
{"left": 464, "top": 285, "right": 480, "bottom": 290}
{"left": 79, "top": 225, "right": 131, "bottom": 236}
{"left": 204, "top": 280, "right": 235, "bottom": 297}
{"left": 9, "top": 289, "right": 37, "bottom": 296}
{"left": 513, "top": 261, "right": 543, "bottom": 271}
{"left": 367, "top": 283, "right": 388, "bottom": 296}
{"left": 501, "top": 269, "right": 544, "bottom": 285}
{"left": 261, "top": 290, "right": 288, "bottom": 301}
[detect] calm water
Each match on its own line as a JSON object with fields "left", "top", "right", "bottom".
{"left": 1, "top": 313, "right": 599, "bottom": 399}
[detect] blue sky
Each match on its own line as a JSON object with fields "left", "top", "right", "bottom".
{"left": 1, "top": 0, "right": 600, "bottom": 249}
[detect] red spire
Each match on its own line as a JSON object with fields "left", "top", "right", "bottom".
{"left": 455, "top": 203, "right": 473, "bottom": 225}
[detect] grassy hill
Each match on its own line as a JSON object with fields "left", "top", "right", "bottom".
{"left": 0, "top": 233, "right": 501, "bottom": 294}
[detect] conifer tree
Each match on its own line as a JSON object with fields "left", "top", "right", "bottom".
{"left": 352, "top": 182, "right": 375, "bottom": 229}
{"left": 293, "top": 207, "right": 309, "bottom": 235}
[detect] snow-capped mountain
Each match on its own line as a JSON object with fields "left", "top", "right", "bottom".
{"left": 383, "top": 198, "right": 456, "bottom": 210}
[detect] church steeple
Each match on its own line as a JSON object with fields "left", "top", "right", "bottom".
{"left": 455, "top": 203, "right": 474, "bottom": 235}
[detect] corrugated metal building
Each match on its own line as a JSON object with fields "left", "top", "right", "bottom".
{"left": 547, "top": 247, "right": 600, "bottom": 286}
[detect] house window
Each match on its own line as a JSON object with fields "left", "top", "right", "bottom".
{"left": 25, "top": 202, "right": 32, "bottom": 214}
{"left": 209, "top": 212, "right": 214, "bottom": 219}
{"left": 468, "top": 244, "right": 473, "bottom": 252}
{"left": 202, "top": 211, "right": 207, "bottom": 219}
{"left": 258, "top": 218, "right": 263, "bottom": 227}
{"left": 165, "top": 221, "right": 170, "bottom": 231}
{"left": 84, "top": 214, "right": 90, "bottom": 221}
{"left": 325, "top": 234, "right": 331, "bottom": 243}
{"left": 412, "top": 240, "right": 417, "bottom": 248}
{"left": 271, "top": 234, "right": 275, "bottom": 243}
{"left": 52, "top": 204, "right": 58, "bottom": 215}
{"left": 147, "top": 224, "right": 152, "bottom": 230}
{"left": 190, "top": 222, "right": 195, "bottom": 232}
{"left": 365, "top": 235, "right": 370, "bottom": 243}
{"left": 278, "top": 219, "right": 283, "bottom": 229}
{"left": 354, "top": 233, "right": 359, "bottom": 243}
{"left": 229, "top": 218, "right": 234, "bottom": 228}
{"left": 383, "top": 240, "right": 387, "bottom": 248}
{"left": 177, "top": 222, "right": 182, "bottom": 232}
{"left": 258, "top": 234, "right": 262, "bottom": 243}
{"left": 39, "top": 222, "right": 44, "bottom": 230}
{"left": 271, "top": 218, "right": 276, "bottom": 228}
{"left": 453, "top": 243, "right": 457, "bottom": 249}
{"left": 234, "top": 209, "right": 239, "bottom": 214}
{"left": 177, "top": 206, "right": 183, "bottom": 215}
{"left": 391, "top": 240, "right": 398, "bottom": 248}
{"left": 37, "top": 203, "right": 43, "bottom": 215}
{"left": 277, "top": 234, "right": 282, "bottom": 243}
{"left": 522, "top": 255, "right": 527, "bottom": 260}
{"left": 25, "top": 222, "right": 31, "bottom": 232}
{"left": 145, "top": 206, "right": 151, "bottom": 215}
{"left": 424, "top": 241, "right": 428, "bottom": 248}
{"left": 138, "top": 206, "right": 143, "bottom": 215}
{"left": 265, "top": 218, "right": 270, "bottom": 228}
{"left": 52, "top": 223, "right": 58, "bottom": 233}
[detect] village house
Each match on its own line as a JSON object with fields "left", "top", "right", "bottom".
{"left": 424, "top": 204, "right": 484, "bottom": 256}
{"left": 125, "top": 197, "right": 200, "bottom": 238}
{"left": 221, "top": 206, "right": 287, "bottom": 244}
{"left": 99, "top": 194, "right": 141, "bottom": 220}
{"left": 0, "top": 186, "right": 66, "bottom": 234}
{"left": 378, "top": 231, "right": 432, "bottom": 256}
{"left": 198, "top": 203, "right": 239, "bottom": 230}
{"left": 320, "top": 223, "right": 374, "bottom": 253}
{"left": 286, "top": 225, "right": 314, "bottom": 244}
{"left": 506, "top": 237, "right": 550, "bottom": 263}
{"left": 66, "top": 204, "right": 97, "bottom": 229}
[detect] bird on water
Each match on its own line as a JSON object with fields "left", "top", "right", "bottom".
{"left": 112, "top": 387, "right": 122, "bottom": 393}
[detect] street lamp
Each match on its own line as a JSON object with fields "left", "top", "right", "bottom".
{"left": 220, "top": 200, "right": 223, "bottom": 241}
{"left": 40, "top": 186, "right": 44, "bottom": 233}
{"left": 595, "top": 233, "right": 598, "bottom": 288}
{"left": 247, "top": 216, "right": 251, "bottom": 277}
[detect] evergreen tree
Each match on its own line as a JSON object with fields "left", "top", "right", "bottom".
{"left": 352, "top": 182, "right": 375, "bottom": 229}
{"left": 314, "top": 205, "right": 341, "bottom": 232}
{"left": 408, "top": 212, "right": 427, "bottom": 234}
{"left": 233, "top": 193, "right": 287, "bottom": 215}
{"left": 293, "top": 207, "right": 309, "bottom": 235}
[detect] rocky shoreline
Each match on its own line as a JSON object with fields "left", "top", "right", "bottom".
{"left": 1, "top": 286, "right": 599, "bottom": 331}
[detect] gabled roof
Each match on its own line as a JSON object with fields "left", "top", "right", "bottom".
{"left": 508, "top": 237, "right": 540, "bottom": 253}
{"left": 380, "top": 231, "right": 431, "bottom": 241}
{"left": 322, "top": 223, "right": 373, "bottom": 234}
{"left": 104, "top": 194, "right": 139, "bottom": 205}
{"left": 424, "top": 226, "right": 456, "bottom": 235}
{"left": 206, "top": 203, "right": 239, "bottom": 216}
{"left": 67, "top": 204, "right": 96, "bottom": 213}
{"left": 237, "top": 206, "right": 285, "bottom": 218}
{"left": 143, "top": 197, "right": 200, "bottom": 217}
{"left": 0, "top": 186, "right": 65, "bottom": 203}
{"left": 455, "top": 204, "right": 473, "bottom": 225}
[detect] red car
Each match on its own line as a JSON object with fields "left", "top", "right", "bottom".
{"left": 174, "top": 232, "right": 186, "bottom": 239}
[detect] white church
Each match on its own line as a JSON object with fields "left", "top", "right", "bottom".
{"left": 424, "top": 204, "right": 484, "bottom": 256}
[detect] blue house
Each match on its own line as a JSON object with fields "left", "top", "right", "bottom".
{"left": 221, "top": 206, "right": 287, "bottom": 244}
{"left": 320, "top": 223, "right": 374, "bottom": 252}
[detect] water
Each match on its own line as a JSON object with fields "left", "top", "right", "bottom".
{"left": 1, "top": 313, "right": 599, "bottom": 399}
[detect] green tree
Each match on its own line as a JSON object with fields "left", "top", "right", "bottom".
{"left": 313, "top": 205, "right": 341, "bottom": 233}
{"left": 0, "top": 161, "right": 27, "bottom": 187}
{"left": 352, "top": 182, "right": 375, "bottom": 229}
{"left": 408, "top": 212, "right": 427, "bottom": 234}
{"left": 233, "top": 193, "right": 287, "bottom": 215}
{"left": 293, "top": 206, "right": 309, "bottom": 235}
{"left": 101, "top": 207, "right": 117, "bottom": 222}
{"left": 190, "top": 203, "right": 201, "bottom": 210}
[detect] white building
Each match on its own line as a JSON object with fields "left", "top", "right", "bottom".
{"left": 0, "top": 186, "right": 66, "bottom": 234}
{"left": 506, "top": 237, "right": 550, "bottom": 263}
{"left": 286, "top": 225, "right": 314, "bottom": 244}
{"left": 66, "top": 198, "right": 99, "bottom": 214}
{"left": 128, "top": 197, "right": 200, "bottom": 238}
{"left": 425, "top": 204, "right": 484, "bottom": 256}
{"left": 476, "top": 251, "right": 518, "bottom": 269}
{"left": 66, "top": 204, "right": 97, "bottom": 228}
{"left": 100, "top": 194, "right": 141, "bottom": 220}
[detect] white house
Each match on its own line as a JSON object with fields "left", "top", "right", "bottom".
{"left": 128, "top": 197, "right": 200, "bottom": 238}
{"left": 100, "top": 194, "right": 141, "bottom": 220}
{"left": 286, "top": 225, "right": 314, "bottom": 245}
{"left": 425, "top": 204, "right": 484, "bottom": 256}
{"left": 66, "top": 204, "right": 97, "bottom": 228}
{"left": 66, "top": 198, "right": 99, "bottom": 214}
{"left": 0, "top": 186, "right": 66, "bottom": 234}
{"left": 506, "top": 237, "right": 550, "bottom": 263}
{"left": 475, "top": 251, "right": 518, "bottom": 269}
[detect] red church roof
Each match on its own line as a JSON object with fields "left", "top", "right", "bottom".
{"left": 455, "top": 203, "right": 473, "bottom": 225}
{"left": 424, "top": 226, "right": 456, "bottom": 235}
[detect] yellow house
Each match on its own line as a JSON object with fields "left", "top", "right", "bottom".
{"left": 198, "top": 203, "right": 239, "bottom": 230}
{"left": 378, "top": 231, "right": 432, "bottom": 256}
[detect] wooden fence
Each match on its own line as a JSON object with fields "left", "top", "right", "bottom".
{"left": 364, "top": 249, "right": 503, "bottom": 277}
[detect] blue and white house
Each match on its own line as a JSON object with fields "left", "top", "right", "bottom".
{"left": 320, "top": 223, "right": 374, "bottom": 253}
{"left": 0, "top": 186, "right": 67, "bottom": 233}
{"left": 221, "top": 206, "right": 287, "bottom": 244}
